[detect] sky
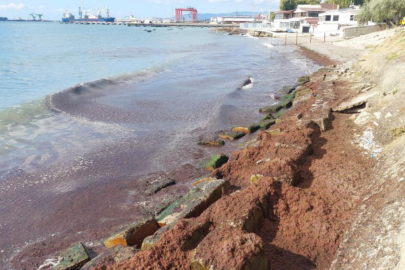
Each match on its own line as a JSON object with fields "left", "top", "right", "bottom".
{"left": 0, "top": 0, "right": 281, "bottom": 20}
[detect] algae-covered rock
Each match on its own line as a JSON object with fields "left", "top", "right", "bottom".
{"left": 103, "top": 217, "right": 159, "bottom": 248}
{"left": 198, "top": 140, "right": 225, "bottom": 147}
{"left": 260, "top": 113, "right": 276, "bottom": 122}
{"left": 144, "top": 177, "right": 176, "bottom": 196}
{"left": 232, "top": 124, "right": 260, "bottom": 134}
{"left": 81, "top": 245, "right": 138, "bottom": 270}
{"left": 53, "top": 242, "right": 90, "bottom": 270}
{"left": 218, "top": 132, "right": 246, "bottom": 141}
{"left": 297, "top": 75, "right": 310, "bottom": 86}
{"left": 259, "top": 104, "right": 283, "bottom": 114}
{"left": 204, "top": 154, "right": 229, "bottom": 171}
{"left": 257, "top": 119, "right": 276, "bottom": 130}
{"left": 156, "top": 179, "right": 230, "bottom": 226}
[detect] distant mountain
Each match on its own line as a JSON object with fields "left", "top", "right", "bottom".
{"left": 197, "top": 11, "right": 267, "bottom": 21}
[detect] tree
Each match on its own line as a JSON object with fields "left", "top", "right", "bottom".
{"left": 280, "top": 0, "right": 321, "bottom": 11}
{"left": 357, "top": 0, "right": 405, "bottom": 25}
{"left": 323, "top": 0, "right": 368, "bottom": 9}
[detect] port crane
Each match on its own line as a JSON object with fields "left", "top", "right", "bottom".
{"left": 29, "top": 13, "right": 43, "bottom": 20}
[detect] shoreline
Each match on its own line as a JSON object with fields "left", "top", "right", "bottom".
{"left": 4, "top": 32, "right": 319, "bottom": 269}
{"left": 36, "top": 38, "right": 357, "bottom": 269}
{"left": 64, "top": 29, "right": 405, "bottom": 269}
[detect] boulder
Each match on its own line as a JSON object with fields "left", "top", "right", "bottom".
{"left": 218, "top": 132, "right": 246, "bottom": 141}
{"left": 103, "top": 217, "right": 159, "bottom": 248}
{"left": 81, "top": 245, "right": 138, "bottom": 270}
{"left": 257, "top": 119, "right": 276, "bottom": 130}
{"left": 156, "top": 179, "right": 230, "bottom": 226}
{"left": 198, "top": 140, "right": 225, "bottom": 147}
{"left": 53, "top": 242, "right": 90, "bottom": 270}
{"left": 332, "top": 92, "right": 376, "bottom": 112}
{"left": 297, "top": 75, "right": 310, "bottom": 86}
{"left": 204, "top": 154, "right": 229, "bottom": 171}
{"left": 190, "top": 228, "right": 269, "bottom": 270}
{"left": 232, "top": 124, "right": 260, "bottom": 134}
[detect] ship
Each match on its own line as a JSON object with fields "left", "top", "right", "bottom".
{"left": 0, "top": 17, "right": 8, "bottom": 21}
{"left": 62, "top": 1, "right": 115, "bottom": 23}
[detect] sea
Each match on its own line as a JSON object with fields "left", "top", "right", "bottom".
{"left": 0, "top": 21, "right": 319, "bottom": 269}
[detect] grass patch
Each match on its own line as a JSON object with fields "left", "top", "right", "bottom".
{"left": 391, "top": 126, "right": 405, "bottom": 138}
{"left": 386, "top": 52, "right": 399, "bottom": 62}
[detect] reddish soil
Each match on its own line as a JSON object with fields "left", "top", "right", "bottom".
{"left": 101, "top": 64, "right": 374, "bottom": 270}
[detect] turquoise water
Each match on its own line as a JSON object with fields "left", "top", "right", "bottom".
{"left": 0, "top": 22, "right": 320, "bottom": 269}
{"left": 0, "top": 22, "right": 208, "bottom": 109}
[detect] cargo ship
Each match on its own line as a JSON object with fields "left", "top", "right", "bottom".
{"left": 0, "top": 17, "right": 8, "bottom": 21}
{"left": 62, "top": 2, "right": 115, "bottom": 23}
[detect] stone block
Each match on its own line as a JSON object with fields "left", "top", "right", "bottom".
{"left": 144, "top": 177, "right": 176, "bottom": 196}
{"left": 81, "top": 245, "right": 138, "bottom": 270}
{"left": 198, "top": 140, "right": 225, "bottom": 147}
{"left": 53, "top": 242, "right": 90, "bottom": 270}
{"left": 204, "top": 154, "right": 229, "bottom": 171}
{"left": 103, "top": 217, "right": 159, "bottom": 248}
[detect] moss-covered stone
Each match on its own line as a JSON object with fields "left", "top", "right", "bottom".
{"left": 218, "top": 132, "right": 246, "bottom": 141}
{"left": 54, "top": 242, "right": 90, "bottom": 270}
{"left": 204, "top": 154, "right": 229, "bottom": 171}
{"left": 257, "top": 119, "right": 276, "bottom": 130}
{"left": 81, "top": 246, "right": 138, "bottom": 270}
{"left": 103, "top": 217, "right": 159, "bottom": 248}
{"left": 198, "top": 140, "right": 225, "bottom": 147}
{"left": 232, "top": 124, "right": 260, "bottom": 134}
{"left": 260, "top": 113, "right": 276, "bottom": 122}
{"left": 297, "top": 75, "right": 310, "bottom": 86}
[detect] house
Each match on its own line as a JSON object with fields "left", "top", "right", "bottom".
{"left": 273, "top": 4, "right": 334, "bottom": 33}
{"left": 314, "top": 5, "right": 362, "bottom": 36}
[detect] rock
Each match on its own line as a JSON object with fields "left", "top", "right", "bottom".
{"left": 297, "top": 75, "right": 310, "bottom": 86}
{"left": 232, "top": 124, "right": 260, "bottom": 134}
{"left": 257, "top": 119, "right": 276, "bottom": 130}
{"left": 250, "top": 174, "right": 264, "bottom": 185}
{"left": 192, "top": 177, "right": 217, "bottom": 187}
{"left": 258, "top": 157, "right": 298, "bottom": 186}
{"left": 332, "top": 92, "right": 376, "bottom": 112}
{"left": 53, "top": 242, "right": 90, "bottom": 270}
{"left": 81, "top": 245, "right": 138, "bottom": 270}
{"left": 204, "top": 154, "right": 229, "bottom": 171}
{"left": 198, "top": 140, "right": 225, "bottom": 147}
{"left": 152, "top": 194, "right": 182, "bottom": 216}
{"left": 260, "top": 113, "right": 276, "bottom": 122}
{"left": 156, "top": 179, "right": 230, "bottom": 226}
{"left": 103, "top": 217, "right": 160, "bottom": 248}
{"left": 267, "top": 129, "right": 282, "bottom": 137}
{"left": 141, "top": 223, "right": 174, "bottom": 251}
{"left": 190, "top": 228, "right": 269, "bottom": 270}
{"left": 218, "top": 132, "right": 246, "bottom": 141}
{"left": 144, "top": 177, "right": 176, "bottom": 196}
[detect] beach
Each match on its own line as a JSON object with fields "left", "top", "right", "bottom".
{"left": 0, "top": 23, "right": 319, "bottom": 269}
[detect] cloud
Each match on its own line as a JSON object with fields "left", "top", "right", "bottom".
{"left": 0, "top": 3, "right": 25, "bottom": 11}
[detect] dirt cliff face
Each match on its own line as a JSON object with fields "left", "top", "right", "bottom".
{"left": 96, "top": 53, "right": 380, "bottom": 269}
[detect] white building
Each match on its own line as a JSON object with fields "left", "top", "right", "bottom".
{"left": 210, "top": 16, "right": 254, "bottom": 24}
{"left": 273, "top": 4, "right": 334, "bottom": 33}
{"left": 313, "top": 5, "right": 361, "bottom": 35}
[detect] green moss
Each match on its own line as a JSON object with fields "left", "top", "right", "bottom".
{"left": 257, "top": 119, "right": 276, "bottom": 130}
{"left": 393, "top": 88, "right": 399, "bottom": 95}
{"left": 297, "top": 76, "right": 310, "bottom": 86}
{"left": 204, "top": 154, "right": 229, "bottom": 171}
{"left": 386, "top": 52, "right": 399, "bottom": 62}
{"left": 274, "top": 110, "right": 285, "bottom": 118}
{"left": 198, "top": 140, "right": 225, "bottom": 147}
{"left": 391, "top": 126, "right": 405, "bottom": 138}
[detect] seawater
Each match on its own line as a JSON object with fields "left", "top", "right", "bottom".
{"left": 0, "top": 22, "right": 319, "bottom": 269}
